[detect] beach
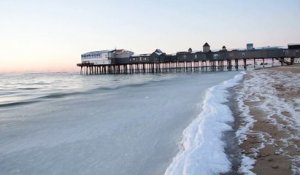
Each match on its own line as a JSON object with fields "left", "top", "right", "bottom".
{"left": 234, "top": 64, "right": 300, "bottom": 174}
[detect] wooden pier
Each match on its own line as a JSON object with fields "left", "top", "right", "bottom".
{"left": 77, "top": 47, "right": 300, "bottom": 75}
{"left": 77, "top": 58, "right": 296, "bottom": 75}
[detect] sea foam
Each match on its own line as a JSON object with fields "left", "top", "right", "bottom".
{"left": 236, "top": 69, "right": 300, "bottom": 174}
{"left": 164, "top": 72, "right": 245, "bottom": 175}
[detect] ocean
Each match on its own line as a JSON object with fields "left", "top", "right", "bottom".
{"left": 0, "top": 71, "right": 242, "bottom": 175}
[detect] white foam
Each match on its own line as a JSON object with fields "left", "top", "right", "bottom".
{"left": 240, "top": 155, "right": 256, "bottom": 175}
{"left": 236, "top": 69, "right": 300, "bottom": 175}
{"left": 164, "top": 72, "right": 245, "bottom": 175}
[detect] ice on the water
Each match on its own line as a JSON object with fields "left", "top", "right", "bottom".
{"left": 0, "top": 72, "right": 240, "bottom": 175}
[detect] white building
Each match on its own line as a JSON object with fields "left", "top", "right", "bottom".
{"left": 81, "top": 49, "right": 134, "bottom": 65}
{"left": 81, "top": 50, "right": 112, "bottom": 65}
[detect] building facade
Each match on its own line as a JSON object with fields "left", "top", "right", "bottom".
{"left": 81, "top": 49, "right": 134, "bottom": 65}
{"left": 81, "top": 50, "right": 112, "bottom": 65}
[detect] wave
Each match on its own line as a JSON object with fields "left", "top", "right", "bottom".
{"left": 17, "top": 87, "right": 40, "bottom": 90}
{"left": 0, "top": 84, "right": 141, "bottom": 108}
{"left": 90, "top": 74, "right": 177, "bottom": 92}
{"left": 164, "top": 72, "right": 245, "bottom": 175}
{"left": 0, "top": 100, "right": 39, "bottom": 108}
{"left": 0, "top": 74, "right": 177, "bottom": 108}
{"left": 38, "top": 92, "right": 83, "bottom": 99}
{"left": 0, "top": 92, "right": 82, "bottom": 108}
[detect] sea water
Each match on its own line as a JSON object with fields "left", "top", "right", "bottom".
{"left": 0, "top": 71, "right": 240, "bottom": 175}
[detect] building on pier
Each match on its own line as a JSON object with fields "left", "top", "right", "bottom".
{"left": 122, "top": 49, "right": 169, "bottom": 64}
{"left": 203, "top": 42, "right": 211, "bottom": 52}
{"left": 247, "top": 43, "right": 254, "bottom": 50}
{"left": 78, "top": 42, "right": 300, "bottom": 75}
{"left": 222, "top": 46, "right": 227, "bottom": 51}
{"left": 81, "top": 50, "right": 112, "bottom": 65}
{"left": 111, "top": 49, "right": 134, "bottom": 64}
{"left": 288, "top": 44, "right": 300, "bottom": 50}
{"left": 81, "top": 49, "right": 134, "bottom": 65}
{"left": 150, "top": 49, "right": 166, "bottom": 63}
{"left": 80, "top": 45, "right": 300, "bottom": 65}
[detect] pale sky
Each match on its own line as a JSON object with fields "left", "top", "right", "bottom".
{"left": 0, "top": 0, "right": 300, "bottom": 73}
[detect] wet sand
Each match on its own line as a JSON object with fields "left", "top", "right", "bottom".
{"left": 234, "top": 64, "right": 300, "bottom": 174}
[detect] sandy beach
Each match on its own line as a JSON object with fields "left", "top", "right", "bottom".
{"left": 234, "top": 64, "right": 300, "bottom": 174}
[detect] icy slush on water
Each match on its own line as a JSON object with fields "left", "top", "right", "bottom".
{"left": 0, "top": 71, "right": 240, "bottom": 175}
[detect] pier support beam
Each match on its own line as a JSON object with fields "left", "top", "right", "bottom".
{"left": 235, "top": 59, "right": 238, "bottom": 71}
{"left": 227, "top": 59, "right": 232, "bottom": 71}
{"left": 280, "top": 57, "right": 284, "bottom": 66}
{"left": 291, "top": 57, "right": 295, "bottom": 65}
{"left": 243, "top": 59, "right": 247, "bottom": 70}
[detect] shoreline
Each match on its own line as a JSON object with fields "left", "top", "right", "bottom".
{"left": 164, "top": 72, "right": 244, "bottom": 175}
{"left": 231, "top": 64, "right": 300, "bottom": 174}
{"left": 223, "top": 88, "right": 243, "bottom": 175}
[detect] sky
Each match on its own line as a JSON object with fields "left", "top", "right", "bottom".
{"left": 0, "top": 0, "right": 300, "bottom": 73}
